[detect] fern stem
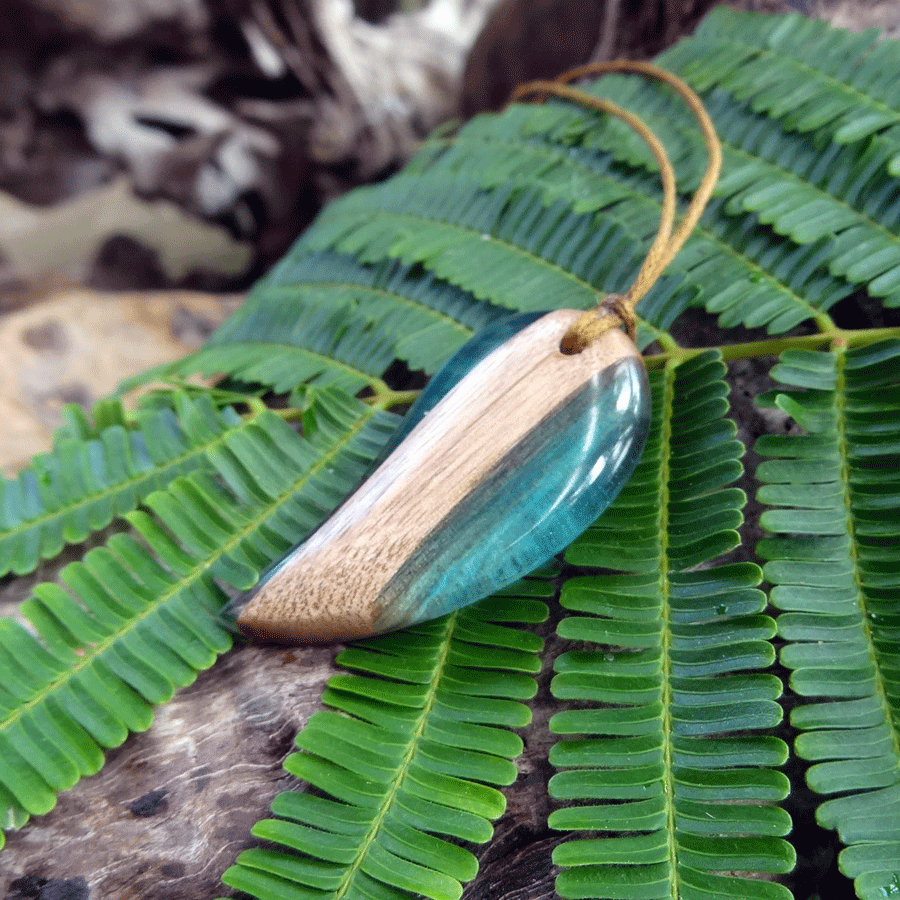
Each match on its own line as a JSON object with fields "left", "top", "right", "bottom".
{"left": 815, "top": 311, "right": 838, "bottom": 333}
{"left": 364, "top": 389, "right": 422, "bottom": 411}
{"left": 659, "top": 359, "right": 680, "bottom": 900}
{"left": 644, "top": 326, "right": 900, "bottom": 366}
{"left": 654, "top": 331, "right": 681, "bottom": 353}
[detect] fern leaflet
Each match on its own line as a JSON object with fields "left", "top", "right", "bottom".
{"left": 549, "top": 353, "right": 793, "bottom": 900}
{"left": 220, "top": 584, "right": 550, "bottom": 900}
{"left": 757, "top": 340, "right": 900, "bottom": 900}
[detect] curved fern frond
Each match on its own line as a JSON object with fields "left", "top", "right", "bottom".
{"left": 301, "top": 175, "right": 623, "bottom": 312}
{"left": 0, "top": 390, "right": 397, "bottom": 842}
{"left": 288, "top": 172, "right": 694, "bottom": 351}
{"left": 326, "top": 93, "right": 853, "bottom": 336}
{"left": 211, "top": 252, "right": 509, "bottom": 376}
{"left": 756, "top": 339, "right": 900, "bottom": 900}
{"left": 120, "top": 293, "right": 398, "bottom": 397}
{"left": 662, "top": 8, "right": 900, "bottom": 153}
{"left": 571, "top": 61, "right": 900, "bottom": 309}
{"left": 549, "top": 352, "right": 793, "bottom": 900}
{"left": 219, "top": 584, "right": 549, "bottom": 900}
{"left": 0, "top": 395, "right": 245, "bottom": 578}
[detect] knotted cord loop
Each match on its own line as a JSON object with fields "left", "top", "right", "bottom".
{"left": 511, "top": 61, "right": 722, "bottom": 354}
{"left": 560, "top": 295, "right": 635, "bottom": 355}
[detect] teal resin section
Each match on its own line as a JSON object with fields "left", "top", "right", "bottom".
{"left": 374, "top": 316, "right": 650, "bottom": 631}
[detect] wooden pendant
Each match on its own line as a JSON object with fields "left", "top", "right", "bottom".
{"left": 235, "top": 309, "right": 650, "bottom": 643}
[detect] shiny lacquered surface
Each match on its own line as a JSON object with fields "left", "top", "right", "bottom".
{"left": 376, "top": 347, "right": 649, "bottom": 631}
{"left": 236, "top": 310, "right": 650, "bottom": 642}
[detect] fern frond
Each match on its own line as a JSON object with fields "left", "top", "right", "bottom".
{"left": 348, "top": 95, "right": 852, "bottom": 335}
{"left": 0, "top": 390, "right": 397, "bottom": 841}
{"left": 571, "top": 60, "right": 900, "bottom": 308}
{"left": 120, "top": 292, "right": 399, "bottom": 397}
{"left": 756, "top": 340, "right": 900, "bottom": 900}
{"left": 220, "top": 586, "right": 549, "bottom": 900}
{"left": 287, "top": 172, "right": 696, "bottom": 352}
{"left": 662, "top": 8, "right": 900, "bottom": 152}
{"left": 301, "top": 175, "right": 617, "bottom": 311}
{"left": 549, "top": 352, "right": 793, "bottom": 900}
{"left": 211, "top": 252, "right": 508, "bottom": 376}
{"left": 0, "top": 395, "right": 245, "bottom": 578}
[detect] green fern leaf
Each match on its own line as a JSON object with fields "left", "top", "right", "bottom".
{"left": 220, "top": 586, "right": 549, "bottom": 900}
{"left": 662, "top": 8, "right": 900, "bottom": 151}
{"left": 315, "top": 91, "right": 854, "bottom": 336}
{"left": 569, "top": 56, "right": 900, "bottom": 310}
{"left": 0, "top": 390, "right": 397, "bottom": 841}
{"left": 210, "top": 252, "right": 510, "bottom": 376}
{"left": 120, "top": 292, "right": 398, "bottom": 396}
{"left": 280, "top": 173, "right": 692, "bottom": 352}
{"left": 0, "top": 395, "right": 245, "bottom": 577}
{"left": 301, "top": 176, "right": 620, "bottom": 312}
{"left": 416, "top": 104, "right": 854, "bottom": 334}
{"left": 757, "top": 340, "right": 900, "bottom": 900}
{"left": 549, "top": 352, "right": 793, "bottom": 900}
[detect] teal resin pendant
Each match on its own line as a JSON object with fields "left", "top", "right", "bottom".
{"left": 236, "top": 309, "right": 650, "bottom": 642}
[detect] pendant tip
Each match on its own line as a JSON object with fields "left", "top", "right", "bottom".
{"left": 231, "top": 560, "right": 382, "bottom": 644}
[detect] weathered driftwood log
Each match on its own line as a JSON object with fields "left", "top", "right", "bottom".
{"left": 15, "top": 0, "right": 502, "bottom": 272}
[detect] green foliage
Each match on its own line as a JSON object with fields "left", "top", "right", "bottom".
{"left": 549, "top": 354, "right": 793, "bottom": 900}
{"left": 221, "top": 589, "right": 548, "bottom": 900}
{"left": 757, "top": 341, "right": 900, "bottom": 900}
{"left": 0, "top": 397, "right": 234, "bottom": 577}
{"left": 0, "top": 391, "right": 397, "bottom": 829}
{"left": 2, "top": 7, "right": 900, "bottom": 900}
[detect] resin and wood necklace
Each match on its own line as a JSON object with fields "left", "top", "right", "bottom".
{"left": 234, "top": 62, "right": 722, "bottom": 643}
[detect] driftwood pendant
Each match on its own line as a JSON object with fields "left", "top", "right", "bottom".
{"left": 236, "top": 309, "right": 650, "bottom": 643}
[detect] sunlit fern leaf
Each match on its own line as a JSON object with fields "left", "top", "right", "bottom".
{"left": 207, "top": 252, "right": 509, "bottom": 376}
{"left": 219, "top": 585, "right": 550, "bottom": 900}
{"left": 574, "top": 57, "right": 900, "bottom": 309}
{"left": 0, "top": 395, "right": 245, "bottom": 577}
{"left": 549, "top": 352, "right": 794, "bottom": 900}
{"left": 0, "top": 390, "right": 397, "bottom": 843}
{"left": 661, "top": 8, "right": 900, "bottom": 153}
{"left": 325, "top": 89, "right": 853, "bottom": 336}
{"left": 119, "top": 293, "right": 399, "bottom": 397}
{"left": 756, "top": 340, "right": 900, "bottom": 900}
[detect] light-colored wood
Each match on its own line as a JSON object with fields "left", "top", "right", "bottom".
{"left": 238, "top": 310, "right": 641, "bottom": 642}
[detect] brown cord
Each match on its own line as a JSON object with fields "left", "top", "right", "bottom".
{"left": 511, "top": 61, "right": 722, "bottom": 353}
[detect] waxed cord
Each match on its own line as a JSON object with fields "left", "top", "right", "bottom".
{"left": 511, "top": 61, "right": 722, "bottom": 354}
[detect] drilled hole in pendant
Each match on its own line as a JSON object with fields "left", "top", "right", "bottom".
{"left": 559, "top": 334, "right": 587, "bottom": 355}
